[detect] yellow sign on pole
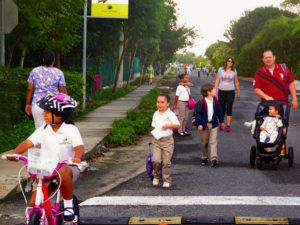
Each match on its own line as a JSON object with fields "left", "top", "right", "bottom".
{"left": 91, "top": 0, "right": 128, "bottom": 19}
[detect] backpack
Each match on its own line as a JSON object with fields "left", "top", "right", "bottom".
{"left": 191, "top": 97, "right": 218, "bottom": 126}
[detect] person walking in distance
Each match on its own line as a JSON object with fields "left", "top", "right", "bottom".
{"left": 253, "top": 50, "right": 298, "bottom": 110}
{"left": 214, "top": 57, "right": 240, "bottom": 132}
{"left": 25, "top": 51, "right": 67, "bottom": 129}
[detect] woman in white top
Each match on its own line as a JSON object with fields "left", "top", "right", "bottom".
{"left": 173, "top": 73, "right": 194, "bottom": 136}
{"left": 214, "top": 57, "right": 240, "bottom": 132}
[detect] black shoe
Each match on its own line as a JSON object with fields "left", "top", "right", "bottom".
{"left": 176, "top": 132, "right": 185, "bottom": 137}
{"left": 184, "top": 132, "right": 191, "bottom": 136}
{"left": 201, "top": 159, "right": 208, "bottom": 166}
{"left": 211, "top": 159, "right": 218, "bottom": 167}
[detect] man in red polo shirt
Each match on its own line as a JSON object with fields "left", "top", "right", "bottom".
{"left": 253, "top": 50, "right": 298, "bottom": 110}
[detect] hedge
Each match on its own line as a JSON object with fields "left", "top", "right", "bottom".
{"left": 106, "top": 88, "right": 163, "bottom": 146}
{"left": 0, "top": 66, "right": 83, "bottom": 129}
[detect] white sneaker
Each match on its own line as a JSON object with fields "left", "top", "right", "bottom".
{"left": 152, "top": 178, "right": 159, "bottom": 187}
{"left": 162, "top": 182, "right": 171, "bottom": 189}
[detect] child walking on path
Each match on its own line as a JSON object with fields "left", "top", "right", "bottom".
{"left": 195, "top": 83, "right": 224, "bottom": 167}
{"left": 173, "top": 73, "right": 194, "bottom": 136}
{"left": 7, "top": 93, "right": 84, "bottom": 223}
{"left": 151, "top": 94, "right": 180, "bottom": 188}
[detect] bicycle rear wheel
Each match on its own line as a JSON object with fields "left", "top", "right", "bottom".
{"left": 28, "top": 213, "right": 41, "bottom": 225}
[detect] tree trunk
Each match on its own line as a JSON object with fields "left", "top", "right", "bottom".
{"left": 113, "top": 31, "right": 128, "bottom": 93}
{"left": 20, "top": 47, "right": 26, "bottom": 68}
{"left": 126, "top": 44, "right": 138, "bottom": 88}
{"left": 139, "top": 56, "right": 147, "bottom": 85}
{"left": 6, "top": 42, "right": 17, "bottom": 67}
{"left": 55, "top": 49, "right": 61, "bottom": 68}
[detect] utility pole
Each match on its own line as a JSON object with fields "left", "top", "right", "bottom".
{"left": 82, "top": 0, "right": 87, "bottom": 109}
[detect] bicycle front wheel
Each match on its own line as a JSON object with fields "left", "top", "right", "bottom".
{"left": 28, "top": 213, "right": 41, "bottom": 225}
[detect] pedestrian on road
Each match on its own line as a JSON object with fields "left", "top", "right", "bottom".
{"left": 25, "top": 50, "right": 67, "bottom": 129}
{"left": 8, "top": 93, "right": 84, "bottom": 223}
{"left": 146, "top": 64, "right": 154, "bottom": 85}
{"left": 214, "top": 57, "right": 240, "bottom": 132}
{"left": 195, "top": 83, "right": 224, "bottom": 167}
{"left": 173, "top": 73, "right": 194, "bottom": 136}
{"left": 253, "top": 50, "right": 298, "bottom": 110}
{"left": 151, "top": 94, "right": 180, "bottom": 189}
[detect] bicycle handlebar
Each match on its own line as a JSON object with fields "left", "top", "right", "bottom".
{"left": 1, "top": 154, "right": 88, "bottom": 173}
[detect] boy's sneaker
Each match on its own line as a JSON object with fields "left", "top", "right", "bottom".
{"left": 201, "top": 159, "right": 208, "bottom": 166}
{"left": 211, "top": 159, "right": 218, "bottom": 167}
{"left": 184, "top": 132, "right": 191, "bottom": 136}
{"left": 176, "top": 132, "right": 185, "bottom": 137}
{"left": 226, "top": 125, "right": 231, "bottom": 132}
{"left": 152, "top": 178, "right": 159, "bottom": 187}
{"left": 162, "top": 182, "right": 171, "bottom": 189}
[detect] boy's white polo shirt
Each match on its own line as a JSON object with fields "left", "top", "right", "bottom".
{"left": 151, "top": 108, "right": 180, "bottom": 140}
{"left": 28, "top": 122, "right": 84, "bottom": 162}
{"left": 205, "top": 97, "right": 213, "bottom": 122}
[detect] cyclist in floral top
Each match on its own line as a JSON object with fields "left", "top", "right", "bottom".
{"left": 25, "top": 51, "right": 67, "bottom": 128}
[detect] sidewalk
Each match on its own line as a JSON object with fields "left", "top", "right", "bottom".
{"left": 0, "top": 76, "right": 163, "bottom": 202}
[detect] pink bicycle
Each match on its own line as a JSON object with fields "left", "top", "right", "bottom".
{"left": 2, "top": 153, "right": 87, "bottom": 225}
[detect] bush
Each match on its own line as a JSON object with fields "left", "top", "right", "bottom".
{"left": 106, "top": 88, "right": 162, "bottom": 146}
{"left": 106, "top": 126, "right": 137, "bottom": 146}
{"left": 0, "top": 67, "right": 83, "bottom": 129}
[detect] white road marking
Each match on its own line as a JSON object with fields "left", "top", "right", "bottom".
{"left": 79, "top": 196, "right": 300, "bottom": 206}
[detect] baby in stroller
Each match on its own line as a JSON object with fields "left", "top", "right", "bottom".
{"left": 259, "top": 103, "right": 286, "bottom": 151}
{"left": 245, "top": 100, "right": 293, "bottom": 169}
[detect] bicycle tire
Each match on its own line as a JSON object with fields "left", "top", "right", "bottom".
{"left": 28, "top": 213, "right": 41, "bottom": 225}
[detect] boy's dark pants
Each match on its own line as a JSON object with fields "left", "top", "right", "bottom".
{"left": 152, "top": 135, "right": 174, "bottom": 183}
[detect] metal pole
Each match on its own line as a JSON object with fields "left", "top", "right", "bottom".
{"left": 82, "top": 0, "right": 87, "bottom": 110}
{"left": 1, "top": 0, "right": 5, "bottom": 66}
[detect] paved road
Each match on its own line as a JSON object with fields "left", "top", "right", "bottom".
{"left": 80, "top": 70, "right": 300, "bottom": 218}
{"left": 1, "top": 70, "right": 300, "bottom": 224}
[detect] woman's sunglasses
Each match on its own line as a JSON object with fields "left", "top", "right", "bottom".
{"left": 227, "top": 60, "right": 233, "bottom": 63}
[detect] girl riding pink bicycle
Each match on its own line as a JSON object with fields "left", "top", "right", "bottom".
{"left": 4, "top": 93, "right": 85, "bottom": 224}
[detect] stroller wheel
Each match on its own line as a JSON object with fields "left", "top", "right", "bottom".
{"left": 288, "top": 147, "right": 294, "bottom": 167}
{"left": 250, "top": 146, "right": 256, "bottom": 166}
{"left": 256, "top": 158, "right": 262, "bottom": 170}
{"left": 273, "top": 158, "right": 279, "bottom": 170}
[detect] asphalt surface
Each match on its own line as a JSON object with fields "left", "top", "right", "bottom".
{"left": 80, "top": 70, "right": 300, "bottom": 218}
{"left": 1, "top": 70, "right": 300, "bottom": 224}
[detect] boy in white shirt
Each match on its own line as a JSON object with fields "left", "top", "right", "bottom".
{"left": 195, "top": 83, "right": 224, "bottom": 167}
{"left": 151, "top": 94, "right": 180, "bottom": 188}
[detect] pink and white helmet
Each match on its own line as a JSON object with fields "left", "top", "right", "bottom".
{"left": 38, "top": 93, "right": 77, "bottom": 118}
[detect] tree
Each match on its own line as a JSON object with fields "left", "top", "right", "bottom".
{"left": 40, "top": 0, "right": 83, "bottom": 68}
{"left": 205, "top": 42, "right": 224, "bottom": 65}
{"left": 157, "top": 0, "right": 197, "bottom": 63}
{"left": 175, "top": 52, "right": 195, "bottom": 64}
{"left": 281, "top": 0, "right": 300, "bottom": 15}
{"left": 224, "top": 7, "right": 297, "bottom": 55}
{"left": 237, "top": 16, "right": 300, "bottom": 77}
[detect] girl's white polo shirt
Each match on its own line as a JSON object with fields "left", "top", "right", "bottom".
{"left": 28, "top": 122, "right": 84, "bottom": 162}
{"left": 151, "top": 108, "right": 180, "bottom": 140}
{"left": 176, "top": 85, "right": 190, "bottom": 101}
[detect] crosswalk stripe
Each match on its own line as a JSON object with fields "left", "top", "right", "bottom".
{"left": 79, "top": 196, "right": 300, "bottom": 206}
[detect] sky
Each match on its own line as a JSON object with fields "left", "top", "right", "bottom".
{"left": 173, "top": 0, "right": 283, "bottom": 56}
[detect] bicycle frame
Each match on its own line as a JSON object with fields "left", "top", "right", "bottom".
{"left": 2, "top": 154, "right": 86, "bottom": 225}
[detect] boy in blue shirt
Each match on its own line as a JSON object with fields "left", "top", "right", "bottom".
{"left": 195, "top": 83, "right": 224, "bottom": 167}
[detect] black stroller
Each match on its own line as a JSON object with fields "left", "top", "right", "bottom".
{"left": 249, "top": 100, "right": 294, "bottom": 170}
